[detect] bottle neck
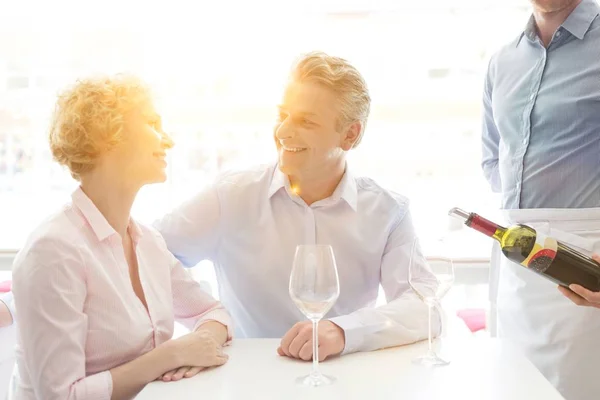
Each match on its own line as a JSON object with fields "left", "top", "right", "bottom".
{"left": 467, "top": 214, "right": 506, "bottom": 242}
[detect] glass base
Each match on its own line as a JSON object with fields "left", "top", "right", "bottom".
{"left": 296, "top": 373, "right": 336, "bottom": 387}
{"left": 412, "top": 353, "right": 450, "bottom": 367}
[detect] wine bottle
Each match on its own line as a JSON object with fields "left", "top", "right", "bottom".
{"left": 449, "top": 207, "right": 600, "bottom": 292}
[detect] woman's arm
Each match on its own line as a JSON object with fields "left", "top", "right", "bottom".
{"left": 0, "top": 292, "right": 13, "bottom": 328}
{"left": 108, "top": 342, "right": 179, "bottom": 399}
{"left": 12, "top": 238, "right": 180, "bottom": 400}
{"left": 167, "top": 250, "right": 233, "bottom": 343}
{"left": 156, "top": 247, "right": 233, "bottom": 383}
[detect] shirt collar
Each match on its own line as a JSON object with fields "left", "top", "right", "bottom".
{"left": 561, "top": 0, "right": 600, "bottom": 40}
{"left": 267, "top": 165, "right": 286, "bottom": 199}
{"left": 520, "top": 15, "right": 539, "bottom": 44}
{"left": 268, "top": 164, "right": 358, "bottom": 211}
{"left": 332, "top": 166, "right": 358, "bottom": 211}
{"left": 71, "top": 186, "right": 143, "bottom": 243}
{"left": 519, "top": 0, "right": 599, "bottom": 45}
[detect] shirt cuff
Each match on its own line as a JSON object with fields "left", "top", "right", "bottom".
{"left": 328, "top": 314, "right": 364, "bottom": 355}
{"left": 193, "top": 309, "right": 234, "bottom": 346}
{"left": 82, "top": 370, "right": 113, "bottom": 400}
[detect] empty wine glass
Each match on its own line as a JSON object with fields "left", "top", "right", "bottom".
{"left": 289, "top": 244, "right": 340, "bottom": 386}
{"left": 408, "top": 238, "right": 455, "bottom": 366}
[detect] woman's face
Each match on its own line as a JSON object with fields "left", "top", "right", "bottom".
{"left": 110, "top": 102, "right": 174, "bottom": 187}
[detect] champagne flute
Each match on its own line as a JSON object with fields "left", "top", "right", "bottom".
{"left": 408, "top": 238, "right": 455, "bottom": 366}
{"left": 289, "top": 244, "right": 340, "bottom": 386}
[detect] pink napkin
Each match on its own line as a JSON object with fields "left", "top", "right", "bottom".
{"left": 456, "top": 308, "right": 486, "bottom": 333}
{"left": 0, "top": 281, "right": 11, "bottom": 293}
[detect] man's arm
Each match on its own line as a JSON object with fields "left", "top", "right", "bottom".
{"left": 481, "top": 57, "right": 502, "bottom": 193}
{"left": 153, "top": 184, "right": 223, "bottom": 267}
{"left": 328, "top": 208, "right": 439, "bottom": 354}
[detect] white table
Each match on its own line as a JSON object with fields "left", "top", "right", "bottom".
{"left": 136, "top": 338, "right": 564, "bottom": 400}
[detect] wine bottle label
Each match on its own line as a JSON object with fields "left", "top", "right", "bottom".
{"left": 521, "top": 232, "right": 558, "bottom": 273}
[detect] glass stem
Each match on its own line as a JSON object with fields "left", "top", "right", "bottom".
{"left": 312, "top": 319, "right": 320, "bottom": 377}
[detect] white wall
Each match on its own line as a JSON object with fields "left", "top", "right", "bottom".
{"left": 0, "top": 254, "right": 13, "bottom": 273}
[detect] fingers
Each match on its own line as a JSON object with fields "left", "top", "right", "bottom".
{"left": 294, "top": 340, "right": 331, "bottom": 362}
{"left": 161, "top": 368, "right": 178, "bottom": 382}
{"left": 279, "top": 322, "right": 334, "bottom": 361}
{"left": 171, "top": 366, "right": 192, "bottom": 381}
{"left": 298, "top": 341, "right": 313, "bottom": 361}
{"left": 592, "top": 254, "right": 600, "bottom": 263}
{"left": 558, "top": 285, "right": 591, "bottom": 307}
{"left": 279, "top": 323, "right": 303, "bottom": 357}
{"left": 161, "top": 366, "right": 205, "bottom": 382}
{"left": 282, "top": 339, "right": 330, "bottom": 362}
{"left": 318, "top": 347, "right": 328, "bottom": 362}
{"left": 288, "top": 328, "right": 311, "bottom": 358}
{"left": 569, "top": 284, "right": 600, "bottom": 306}
{"left": 184, "top": 366, "right": 204, "bottom": 378}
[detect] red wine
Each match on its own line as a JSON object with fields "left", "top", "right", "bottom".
{"left": 449, "top": 207, "right": 600, "bottom": 292}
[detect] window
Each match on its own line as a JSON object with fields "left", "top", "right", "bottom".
{"left": 0, "top": 3, "right": 529, "bottom": 259}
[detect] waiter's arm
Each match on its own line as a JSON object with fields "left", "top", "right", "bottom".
{"left": 558, "top": 254, "right": 600, "bottom": 308}
{"left": 481, "top": 57, "right": 502, "bottom": 193}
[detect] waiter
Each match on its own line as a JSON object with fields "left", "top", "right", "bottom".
{"left": 481, "top": 0, "right": 600, "bottom": 399}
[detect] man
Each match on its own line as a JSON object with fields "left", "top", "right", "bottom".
{"left": 481, "top": 1, "right": 600, "bottom": 399}
{"left": 155, "top": 52, "right": 437, "bottom": 367}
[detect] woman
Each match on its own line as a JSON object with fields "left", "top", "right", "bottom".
{"left": 1, "top": 291, "right": 16, "bottom": 397}
{"left": 11, "top": 75, "right": 233, "bottom": 400}
{"left": 0, "top": 292, "right": 13, "bottom": 328}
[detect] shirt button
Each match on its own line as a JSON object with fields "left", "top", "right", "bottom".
{"left": 530, "top": 94, "right": 535, "bottom": 101}
{"left": 556, "top": 30, "right": 561, "bottom": 37}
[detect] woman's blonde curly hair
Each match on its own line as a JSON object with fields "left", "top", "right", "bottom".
{"left": 49, "top": 74, "right": 152, "bottom": 181}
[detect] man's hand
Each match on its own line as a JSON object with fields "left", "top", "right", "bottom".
{"left": 277, "top": 320, "right": 345, "bottom": 362}
{"left": 558, "top": 254, "right": 600, "bottom": 308}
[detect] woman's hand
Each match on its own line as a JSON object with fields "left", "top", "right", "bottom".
{"left": 157, "top": 366, "right": 205, "bottom": 382}
{"left": 158, "top": 329, "right": 229, "bottom": 381}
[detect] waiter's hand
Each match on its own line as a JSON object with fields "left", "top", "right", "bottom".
{"left": 558, "top": 254, "right": 600, "bottom": 308}
{"left": 277, "top": 320, "right": 345, "bottom": 361}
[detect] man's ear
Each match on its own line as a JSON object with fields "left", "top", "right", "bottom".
{"left": 341, "top": 121, "right": 361, "bottom": 151}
